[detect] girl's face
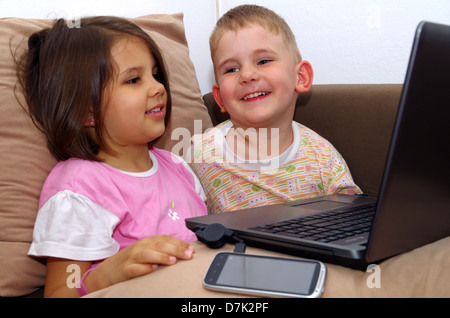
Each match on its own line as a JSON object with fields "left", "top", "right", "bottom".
{"left": 102, "top": 36, "right": 167, "bottom": 151}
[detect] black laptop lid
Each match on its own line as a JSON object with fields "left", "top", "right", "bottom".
{"left": 366, "top": 21, "right": 450, "bottom": 263}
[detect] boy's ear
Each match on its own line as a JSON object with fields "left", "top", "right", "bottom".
{"left": 212, "top": 84, "right": 228, "bottom": 113}
{"left": 295, "top": 60, "right": 314, "bottom": 93}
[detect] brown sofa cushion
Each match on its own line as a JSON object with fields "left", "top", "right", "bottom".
{"left": 0, "top": 13, "right": 211, "bottom": 297}
{"left": 294, "top": 84, "right": 402, "bottom": 197}
{"left": 203, "top": 84, "right": 402, "bottom": 196}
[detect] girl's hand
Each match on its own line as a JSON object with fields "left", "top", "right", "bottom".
{"left": 86, "top": 236, "right": 195, "bottom": 292}
{"left": 44, "top": 235, "right": 195, "bottom": 297}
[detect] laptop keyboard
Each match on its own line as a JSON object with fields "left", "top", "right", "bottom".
{"left": 250, "top": 205, "right": 376, "bottom": 243}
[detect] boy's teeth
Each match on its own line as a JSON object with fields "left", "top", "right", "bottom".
{"left": 243, "top": 92, "right": 268, "bottom": 100}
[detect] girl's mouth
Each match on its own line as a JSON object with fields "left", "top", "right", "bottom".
{"left": 145, "top": 105, "right": 165, "bottom": 118}
{"left": 147, "top": 107, "right": 162, "bottom": 113}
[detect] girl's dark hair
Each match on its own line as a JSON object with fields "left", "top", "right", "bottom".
{"left": 16, "top": 16, "right": 172, "bottom": 161}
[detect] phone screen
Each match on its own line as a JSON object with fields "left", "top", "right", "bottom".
{"left": 205, "top": 253, "right": 325, "bottom": 297}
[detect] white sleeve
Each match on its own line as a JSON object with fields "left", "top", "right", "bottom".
{"left": 28, "top": 190, "right": 121, "bottom": 261}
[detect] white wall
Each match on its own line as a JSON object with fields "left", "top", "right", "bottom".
{"left": 219, "top": 0, "right": 450, "bottom": 90}
{"left": 1, "top": 0, "right": 449, "bottom": 95}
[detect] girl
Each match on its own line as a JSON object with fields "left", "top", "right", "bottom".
{"left": 17, "top": 17, "right": 207, "bottom": 297}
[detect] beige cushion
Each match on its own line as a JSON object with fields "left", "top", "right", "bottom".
{"left": 0, "top": 13, "right": 212, "bottom": 297}
{"left": 85, "top": 237, "right": 450, "bottom": 298}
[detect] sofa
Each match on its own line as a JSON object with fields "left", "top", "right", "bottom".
{"left": 0, "top": 13, "right": 449, "bottom": 298}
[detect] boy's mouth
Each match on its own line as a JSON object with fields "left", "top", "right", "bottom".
{"left": 242, "top": 91, "right": 270, "bottom": 101}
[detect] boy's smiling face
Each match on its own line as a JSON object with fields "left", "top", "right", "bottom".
{"left": 212, "top": 24, "right": 312, "bottom": 130}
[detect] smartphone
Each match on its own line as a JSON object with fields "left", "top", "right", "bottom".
{"left": 203, "top": 252, "right": 326, "bottom": 298}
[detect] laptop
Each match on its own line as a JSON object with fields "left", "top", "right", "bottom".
{"left": 186, "top": 21, "right": 450, "bottom": 269}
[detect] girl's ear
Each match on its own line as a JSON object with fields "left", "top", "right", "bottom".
{"left": 84, "top": 111, "right": 95, "bottom": 128}
{"left": 212, "top": 84, "right": 227, "bottom": 113}
{"left": 295, "top": 60, "right": 314, "bottom": 93}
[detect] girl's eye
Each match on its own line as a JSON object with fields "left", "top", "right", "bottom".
{"left": 153, "top": 72, "right": 163, "bottom": 83}
{"left": 125, "top": 77, "right": 140, "bottom": 84}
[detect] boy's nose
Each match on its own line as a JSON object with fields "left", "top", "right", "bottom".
{"left": 239, "top": 65, "right": 260, "bottom": 84}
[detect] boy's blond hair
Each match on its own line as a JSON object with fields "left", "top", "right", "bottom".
{"left": 210, "top": 5, "right": 302, "bottom": 63}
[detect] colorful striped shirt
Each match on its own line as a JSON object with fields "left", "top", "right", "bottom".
{"left": 190, "top": 120, "right": 361, "bottom": 214}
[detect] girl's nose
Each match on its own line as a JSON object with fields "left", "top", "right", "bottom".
{"left": 147, "top": 78, "right": 166, "bottom": 97}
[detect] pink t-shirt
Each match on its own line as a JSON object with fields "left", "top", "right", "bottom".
{"left": 28, "top": 148, "right": 207, "bottom": 261}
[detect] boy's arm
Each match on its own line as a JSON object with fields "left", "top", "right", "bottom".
{"left": 326, "top": 150, "right": 362, "bottom": 195}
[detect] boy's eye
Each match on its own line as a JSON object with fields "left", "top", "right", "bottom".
{"left": 258, "top": 59, "right": 271, "bottom": 65}
{"left": 125, "top": 77, "right": 140, "bottom": 84}
{"left": 225, "top": 67, "right": 239, "bottom": 74}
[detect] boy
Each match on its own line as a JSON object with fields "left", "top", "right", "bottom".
{"left": 190, "top": 5, "right": 361, "bottom": 214}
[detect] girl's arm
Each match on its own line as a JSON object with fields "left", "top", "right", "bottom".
{"left": 44, "top": 235, "right": 195, "bottom": 297}
{"left": 44, "top": 258, "right": 92, "bottom": 297}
